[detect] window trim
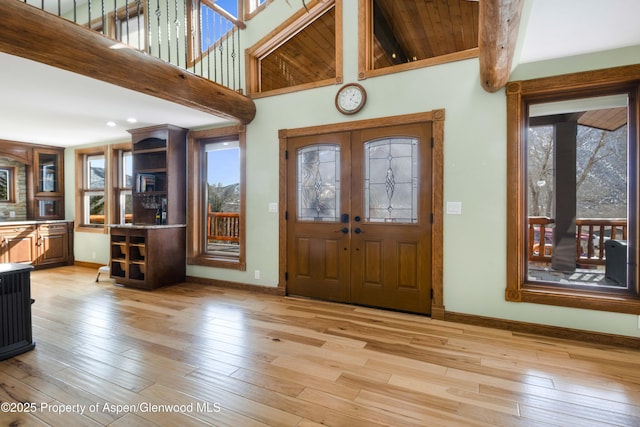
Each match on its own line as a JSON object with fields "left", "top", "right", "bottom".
{"left": 245, "top": 0, "right": 341, "bottom": 98}
{"left": 357, "top": 0, "right": 478, "bottom": 81}
{"left": 75, "top": 146, "right": 109, "bottom": 233}
{"left": 187, "top": 125, "right": 246, "bottom": 270}
{"left": 506, "top": 65, "right": 640, "bottom": 315}
{"left": 0, "top": 167, "right": 16, "bottom": 203}
{"left": 110, "top": 142, "right": 132, "bottom": 225}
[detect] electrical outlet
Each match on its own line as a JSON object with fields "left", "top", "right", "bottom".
{"left": 9, "top": 211, "right": 15, "bottom": 218}
{"left": 637, "top": 315, "right": 640, "bottom": 329}
{"left": 254, "top": 270, "right": 260, "bottom": 280}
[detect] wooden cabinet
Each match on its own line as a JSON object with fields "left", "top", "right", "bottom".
{"left": 128, "top": 125, "right": 187, "bottom": 225}
{"left": 0, "top": 222, "right": 73, "bottom": 268}
{"left": 0, "top": 225, "right": 37, "bottom": 264}
{"left": 32, "top": 148, "right": 64, "bottom": 220}
{"left": 36, "top": 223, "right": 71, "bottom": 267}
{"left": 110, "top": 225, "right": 186, "bottom": 290}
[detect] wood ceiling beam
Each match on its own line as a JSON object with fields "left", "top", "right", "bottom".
{"left": 0, "top": 1, "right": 256, "bottom": 124}
{"left": 478, "top": 0, "right": 524, "bottom": 93}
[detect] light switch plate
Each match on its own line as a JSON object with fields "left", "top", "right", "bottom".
{"left": 446, "top": 201, "right": 462, "bottom": 215}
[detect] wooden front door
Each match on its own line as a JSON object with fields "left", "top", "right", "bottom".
{"left": 286, "top": 123, "right": 433, "bottom": 314}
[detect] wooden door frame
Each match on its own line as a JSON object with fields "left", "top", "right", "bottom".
{"left": 278, "top": 109, "right": 445, "bottom": 319}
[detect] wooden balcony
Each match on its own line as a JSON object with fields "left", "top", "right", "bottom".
{"left": 528, "top": 216, "right": 627, "bottom": 266}
{"left": 208, "top": 212, "right": 240, "bottom": 244}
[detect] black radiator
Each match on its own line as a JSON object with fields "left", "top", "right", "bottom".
{"left": 0, "top": 263, "right": 35, "bottom": 360}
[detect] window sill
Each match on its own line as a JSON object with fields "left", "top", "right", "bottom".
{"left": 75, "top": 224, "right": 107, "bottom": 234}
{"left": 188, "top": 254, "right": 246, "bottom": 271}
{"left": 507, "top": 284, "right": 640, "bottom": 315}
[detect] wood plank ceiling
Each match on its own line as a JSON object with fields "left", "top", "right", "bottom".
{"left": 372, "top": 0, "right": 479, "bottom": 69}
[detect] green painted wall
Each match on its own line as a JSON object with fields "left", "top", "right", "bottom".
{"left": 68, "top": 0, "right": 640, "bottom": 337}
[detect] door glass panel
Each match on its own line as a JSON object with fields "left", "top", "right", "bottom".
{"left": 527, "top": 94, "right": 629, "bottom": 289}
{"left": 364, "top": 137, "right": 418, "bottom": 223}
{"left": 297, "top": 144, "right": 340, "bottom": 221}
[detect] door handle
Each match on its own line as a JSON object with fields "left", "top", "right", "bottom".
{"left": 354, "top": 227, "right": 364, "bottom": 234}
{"left": 337, "top": 227, "right": 349, "bottom": 234}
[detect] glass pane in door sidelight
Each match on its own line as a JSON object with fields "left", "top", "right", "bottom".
{"left": 364, "top": 137, "right": 418, "bottom": 223}
{"left": 297, "top": 144, "right": 340, "bottom": 221}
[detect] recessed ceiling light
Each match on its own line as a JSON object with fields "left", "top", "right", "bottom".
{"left": 127, "top": 117, "right": 137, "bottom": 123}
{"left": 107, "top": 121, "right": 117, "bottom": 127}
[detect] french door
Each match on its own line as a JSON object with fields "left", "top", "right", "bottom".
{"left": 286, "top": 123, "right": 433, "bottom": 314}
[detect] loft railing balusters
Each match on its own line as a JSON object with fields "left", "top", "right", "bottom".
{"left": 125, "top": 1, "right": 130, "bottom": 46}
{"left": 25, "top": 0, "right": 245, "bottom": 94}
{"left": 156, "top": 0, "right": 161, "bottom": 61}
{"left": 165, "top": 0, "right": 171, "bottom": 63}
{"left": 175, "top": 0, "right": 181, "bottom": 67}
{"left": 100, "top": 0, "right": 104, "bottom": 35}
{"left": 147, "top": 0, "right": 152, "bottom": 55}
{"left": 136, "top": 0, "right": 143, "bottom": 51}
{"left": 184, "top": 0, "right": 189, "bottom": 70}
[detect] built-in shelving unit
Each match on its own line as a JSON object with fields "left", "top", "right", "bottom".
{"left": 130, "top": 125, "right": 187, "bottom": 226}
{"left": 109, "top": 226, "right": 185, "bottom": 290}
{"left": 109, "top": 125, "right": 187, "bottom": 290}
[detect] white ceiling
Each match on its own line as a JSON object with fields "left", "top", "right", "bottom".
{"left": 517, "top": 0, "right": 640, "bottom": 64}
{"left": 2, "top": 0, "right": 640, "bottom": 148}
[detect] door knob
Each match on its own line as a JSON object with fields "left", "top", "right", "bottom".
{"left": 337, "top": 227, "right": 349, "bottom": 234}
{"left": 354, "top": 227, "right": 363, "bottom": 234}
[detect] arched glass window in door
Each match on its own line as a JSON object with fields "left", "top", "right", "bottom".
{"left": 364, "top": 137, "right": 418, "bottom": 223}
{"left": 297, "top": 144, "right": 341, "bottom": 222}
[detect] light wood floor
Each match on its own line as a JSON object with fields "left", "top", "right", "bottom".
{"left": 1, "top": 265, "right": 640, "bottom": 426}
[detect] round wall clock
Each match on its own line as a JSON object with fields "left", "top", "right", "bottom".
{"left": 335, "top": 83, "right": 367, "bottom": 115}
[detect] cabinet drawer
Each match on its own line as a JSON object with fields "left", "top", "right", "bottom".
{"left": 38, "top": 223, "right": 68, "bottom": 234}
{"left": 0, "top": 225, "right": 37, "bottom": 235}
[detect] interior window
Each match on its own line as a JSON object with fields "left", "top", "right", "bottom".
{"left": 506, "top": 66, "right": 639, "bottom": 315}
{"left": 187, "top": 126, "right": 246, "bottom": 270}
{"left": 205, "top": 139, "right": 241, "bottom": 258}
{"left": 360, "top": 0, "right": 478, "bottom": 79}
{"left": 527, "top": 95, "right": 629, "bottom": 290}
{"left": 75, "top": 146, "right": 108, "bottom": 232}
{"left": 246, "top": 0, "right": 340, "bottom": 96}
{"left": 111, "top": 144, "right": 133, "bottom": 225}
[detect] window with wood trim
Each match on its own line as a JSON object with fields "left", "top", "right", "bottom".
{"left": 359, "top": 0, "right": 478, "bottom": 79}
{"left": 75, "top": 146, "right": 108, "bottom": 232}
{"left": 110, "top": 143, "right": 133, "bottom": 225}
{"left": 0, "top": 167, "right": 15, "bottom": 203}
{"left": 246, "top": 0, "right": 341, "bottom": 97}
{"left": 187, "top": 0, "right": 244, "bottom": 70}
{"left": 506, "top": 65, "right": 640, "bottom": 315}
{"left": 187, "top": 126, "right": 246, "bottom": 270}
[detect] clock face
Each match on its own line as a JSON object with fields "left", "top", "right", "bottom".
{"left": 336, "top": 84, "right": 366, "bottom": 114}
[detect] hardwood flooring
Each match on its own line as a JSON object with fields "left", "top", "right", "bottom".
{"left": 1, "top": 265, "right": 640, "bottom": 426}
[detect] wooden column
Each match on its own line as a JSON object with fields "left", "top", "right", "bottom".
{"left": 552, "top": 121, "right": 578, "bottom": 272}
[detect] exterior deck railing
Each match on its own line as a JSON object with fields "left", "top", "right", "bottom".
{"left": 208, "top": 212, "right": 239, "bottom": 243}
{"left": 528, "top": 216, "right": 627, "bottom": 266}
{"left": 20, "top": 0, "right": 244, "bottom": 93}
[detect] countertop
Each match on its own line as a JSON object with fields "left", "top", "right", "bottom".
{"left": 108, "top": 223, "right": 187, "bottom": 229}
{"left": 0, "top": 219, "right": 71, "bottom": 226}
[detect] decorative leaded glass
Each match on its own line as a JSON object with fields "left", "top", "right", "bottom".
{"left": 297, "top": 144, "right": 340, "bottom": 221}
{"left": 364, "top": 138, "right": 418, "bottom": 223}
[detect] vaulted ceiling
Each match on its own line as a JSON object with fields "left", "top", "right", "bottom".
{"left": 2, "top": 0, "right": 640, "bottom": 147}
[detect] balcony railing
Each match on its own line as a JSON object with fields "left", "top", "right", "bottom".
{"left": 208, "top": 212, "right": 239, "bottom": 243}
{"left": 21, "top": 0, "right": 244, "bottom": 93}
{"left": 528, "top": 216, "right": 627, "bottom": 266}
